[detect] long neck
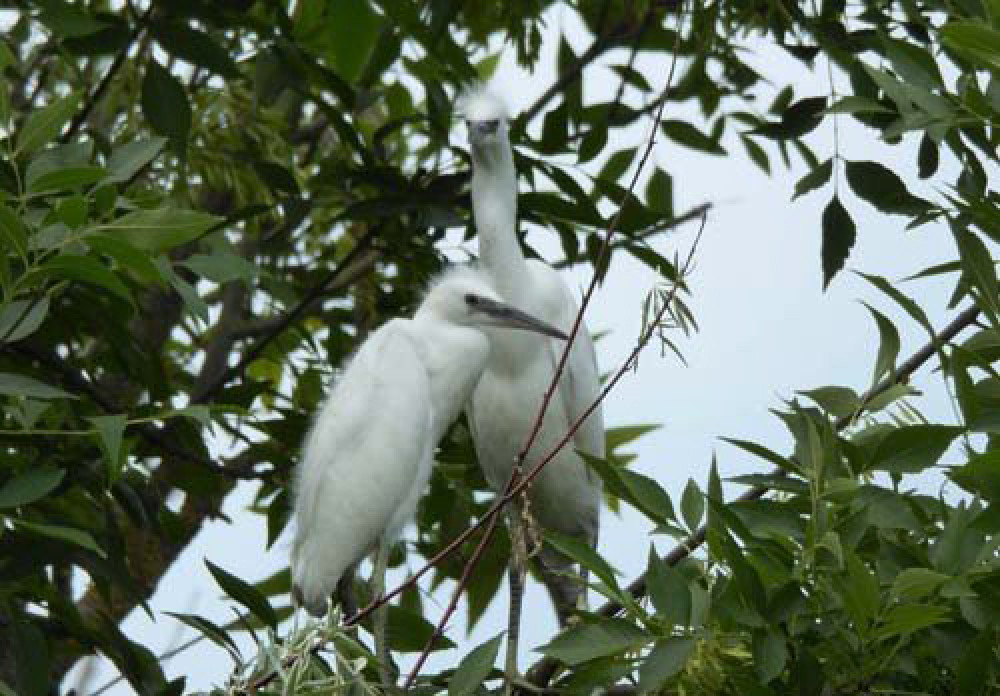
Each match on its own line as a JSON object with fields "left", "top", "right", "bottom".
{"left": 471, "top": 142, "right": 528, "bottom": 296}
{"left": 408, "top": 315, "right": 489, "bottom": 438}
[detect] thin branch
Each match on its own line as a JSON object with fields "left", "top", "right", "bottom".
{"left": 375, "top": 12, "right": 691, "bottom": 683}
{"left": 522, "top": 302, "right": 982, "bottom": 690}
{"left": 60, "top": 5, "right": 153, "bottom": 142}
{"left": 190, "top": 227, "right": 380, "bottom": 404}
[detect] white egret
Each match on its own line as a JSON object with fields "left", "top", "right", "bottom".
{"left": 460, "top": 87, "right": 605, "bottom": 687}
{"left": 289, "top": 266, "right": 568, "bottom": 688}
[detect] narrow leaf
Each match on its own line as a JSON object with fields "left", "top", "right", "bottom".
{"left": 89, "top": 414, "right": 127, "bottom": 481}
{"left": 448, "top": 633, "right": 503, "bottom": 696}
{"left": 0, "top": 467, "right": 65, "bottom": 508}
{"left": 637, "top": 637, "right": 695, "bottom": 692}
{"left": 821, "top": 195, "right": 856, "bottom": 290}
{"left": 537, "top": 617, "right": 650, "bottom": 665}
{"left": 15, "top": 91, "right": 82, "bottom": 155}
{"left": 862, "top": 302, "right": 900, "bottom": 385}
{"left": 205, "top": 559, "right": 277, "bottom": 629}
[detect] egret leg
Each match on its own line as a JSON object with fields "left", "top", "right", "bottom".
{"left": 504, "top": 507, "right": 528, "bottom": 696}
{"left": 372, "top": 539, "right": 396, "bottom": 692}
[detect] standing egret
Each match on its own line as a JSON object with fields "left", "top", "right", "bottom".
{"left": 460, "top": 87, "right": 606, "bottom": 687}
{"left": 289, "top": 266, "right": 568, "bottom": 688}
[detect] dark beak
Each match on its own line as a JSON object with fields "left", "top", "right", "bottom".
{"left": 468, "top": 119, "right": 500, "bottom": 137}
{"left": 474, "top": 298, "right": 568, "bottom": 340}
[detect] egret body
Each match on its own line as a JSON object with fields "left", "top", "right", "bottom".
{"left": 461, "top": 88, "right": 605, "bottom": 686}
{"left": 290, "top": 267, "right": 567, "bottom": 687}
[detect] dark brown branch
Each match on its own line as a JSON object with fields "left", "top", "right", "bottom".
{"left": 522, "top": 303, "right": 982, "bottom": 690}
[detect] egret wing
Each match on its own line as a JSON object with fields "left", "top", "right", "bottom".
{"left": 528, "top": 261, "right": 605, "bottom": 461}
{"left": 291, "top": 321, "right": 433, "bottom": 615}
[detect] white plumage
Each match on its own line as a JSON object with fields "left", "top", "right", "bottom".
{"left": 289, "top": 266, "right": 569, "bottom": 618}
{"left": 461, "top": 85, "right": 605, "bottom": 685}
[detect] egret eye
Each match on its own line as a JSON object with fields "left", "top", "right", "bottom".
{"left": 464, "top": 293, "right": 479, "bottom": 306}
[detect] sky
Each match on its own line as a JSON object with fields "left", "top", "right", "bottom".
{"left": 65, "top": 5, "right": 978, "bottom": 694}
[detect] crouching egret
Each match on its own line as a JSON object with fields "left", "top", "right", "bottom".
{"left": 460, "top": 87, "right": 605, "bottom": 691}
{"left": 289, "top": 266, "right": 568, "bottom": 688}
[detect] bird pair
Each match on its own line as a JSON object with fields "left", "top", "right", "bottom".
{"left": 290, "top": 87, "right": 604, "bottom": 693}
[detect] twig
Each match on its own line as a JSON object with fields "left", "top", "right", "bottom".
{"left": 395, "top": 9, "right": 691, "bottom": 683}
{"left": 402, "top": 499, "right": 505, "bottom": 689}
{"left": 522, "top": 303, "right": 982, "bottom": 690}
{"left": 190, "top": 227, "right": 380, "bottom": 404}
{"left": 60, "top": 5, "right": 153, "bottom": 142}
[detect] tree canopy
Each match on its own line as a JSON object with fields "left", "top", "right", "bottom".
{"left": 0, "top": 0, "right": 998, "bottom": 694}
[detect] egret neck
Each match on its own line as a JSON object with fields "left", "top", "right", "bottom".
{"left": 470, "top": 142, "right": 527, "bottom": 302}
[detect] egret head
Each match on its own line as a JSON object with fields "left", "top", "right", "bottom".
{"left": 420, "top": 267, "right": 567, "bottom": 339}
{"left": 458, "top": 86, "right": 510, "bottom": 150}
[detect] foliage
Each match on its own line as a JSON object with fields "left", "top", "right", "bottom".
{"left": 0, "top": 0, "right": 997, "bottom": 695}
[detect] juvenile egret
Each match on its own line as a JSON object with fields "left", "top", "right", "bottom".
{"left": 460, "top": 87, "right": 605, "bottom": 685}
{"left": 289, "top": 266, "right": 567, "bottom": 687}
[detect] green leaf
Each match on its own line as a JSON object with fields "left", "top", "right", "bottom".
{"left": 141, "top": 61, "right": 191, "bottom": 148}
{"left": 205, "top": 559, "right": 277, "bottom": 629}
{"left": 0, "top": 466, "right": 65, "bottom": 508}
{"left": 165, "top": 612, "right": 241, "bottom": 661}
{"left": 798, "top": 386, "right": 860, "bottom": 419}
{"left": 637, "top": 637, "right": 695, "bottom": 692}
{"left": 870, "top": 424, "right": 963, "bottom": 474}
{"left": 100, "top": 208, "right": 220, "bottom": 252}
{"left": 644, "top": 169, "right": 673, "bottom": 214}
{"left": 104, "top": 137, "right": 167, "bottom": 183}
{"left": 0, "top": 204, "right": 28, "bottom": 260}
{"left": 38, "top": 254, "right": 134, "bottom": 306}
{"left": 618, "top": 468, "right": 675, "bottom": 524}
{"left": 941, "top": 21, "right": 1000, "bottom": 71}
{"left": 752, "top": 630, "right": 787, "bottom": 683}
{"left": 953, "top": 224, "right": 1000, "bottom": 324}
{"left": 839, "top": 553, "right": 880, "bottom": 625}
{"left": 890, "top": 568, "right": 949, "bottom": 601}
{"left": 448, "top": 633, "right": 502, "bottom": 696}
{"left": 545, "top": 529, "right": 622, "bottom": 600}
{"left": 720, "top": 437, "right": 794, "bottom": 471}
{"left": 0, "top": 297, "right": 49, "bottom": 343}
{"left": 955, "top": 629, "right": 995, "bottom": 695}
{"left": 821, "top": 195, "right": 856, "bottom": 290}
{"left": 537, "top": 617, "right": 650, "bottom": 665}
{"left": 27, "top": 165, "right": 106, "bottom": 193}
{"left": 0, "top": 372, "right": 76, "bottom": 400}
{"left": 792, "top": 158, "right": 832, "bottom": 200}
{"left": 823, "top": 96, "right": 893, "bottom": 115}
{"left": 882, "top": 37, "right": 943, "bottom": 89}
{"left": 874, "top": 603, "right": 950, "bottom": 639}
{"left": 597, "top": 147, "right": 637, "bottom": 185}
{"left": 13, "top": 519, "right": 105, "bottom": 556}
{"left": 917, "top": 133, "right": 938, "bottom": 179}
{"left": 182, "top": 251, "right": 259, "bottom": 284}
{"left": 950, "top": 451, "right": 1000, "bottom": 502}
{"left": 661, "top": 120, "right": 725, "bottom": 155}
{"left": 10, "top": 620, "right": 49, "bottom": 696}
{"left": 15, "top": 91, "right": 82, "bottom": 155}
{"left": 845, "top": 160, "right": 931, "bottom": 216}
{"left": 86, "top": 235, "right": 165, "bottom": 285}
{"left": 150, "top": 20, "right": 242, "bottom": 79}
{"left": 680, "top": 478, "right": 703, "bottom": 531}
{"left": 89, "top": 414, "right": 127, "bottom": 481}
{"left": 646, "top": 547, "right": 690, "bottom": 626}
{"left": 327, "top": 0, "right": 382, "bottom": 83}
{"left": 862, "top": 302, "right": 900, "bottom": 386}
{"left": 386, "top": 604, "right": 455, "bottom": 652}
{"left": 858, "top": 273, "right": 935, "bottom": 335}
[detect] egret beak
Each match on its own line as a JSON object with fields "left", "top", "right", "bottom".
{"left": 467, "top": 119, "right": 500, "bottom": 140}
{"left": 474, "top": 298, "right": 568, "bottom": 340}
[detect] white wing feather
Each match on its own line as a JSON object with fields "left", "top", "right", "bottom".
{"left": 291, "top": 321, "right": 432, "bottom": 615}
{"left": 527, "top": 260, "right": 605, "bottom": 462}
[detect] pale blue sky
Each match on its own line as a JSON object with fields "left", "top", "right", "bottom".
{"left": 69, "top": 6, "right": 977, "bottom": 693}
